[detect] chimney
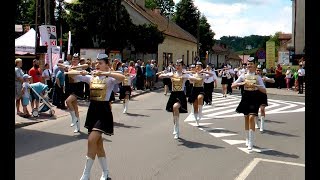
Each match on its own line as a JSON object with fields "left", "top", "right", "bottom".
{"left": 135, "top": 0, "right": 145, "bottom": 9}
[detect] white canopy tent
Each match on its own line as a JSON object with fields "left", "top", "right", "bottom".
{"left": 15, "top": 28, "right": 36, "bottom": 55}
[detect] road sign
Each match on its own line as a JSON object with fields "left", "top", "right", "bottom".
{"left": 256, "top": 48, "right": 266, "bottom": 59}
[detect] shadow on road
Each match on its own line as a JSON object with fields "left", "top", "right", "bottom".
{"left": 125, "top": 113, "right": 150, "bottom": 117}
{"left": 177, "top": 138, "right": 224, "bottom": 149}
{"left": 15, "top": 129, "right": 111, "bottom": 159}
{"left": 257, "top": 149, "right": 300, "bottom": 159}
{"left": 204, "top": 128, "right": 238, "bottom": 134}
{"left": 114, "top": 122, "right": 140, "bottom": 129}
{"left": 264, "top": 119, "right": 286, "bottom": 124}
{"left": 262, "top": 129, "right": 299, "bottom": 137}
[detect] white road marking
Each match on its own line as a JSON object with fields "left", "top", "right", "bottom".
{"left": 234, "top": 158, "right": 305, "bottom": 180}
{"left": 222, "top": 139, "right": 246, "bottom": 145}
{"left": 238, "top": 147, "right": 273, "bottom": 154}
{"left": 234, "top": 158, "right": 261, "bottom": 180}
{"left": 209, "top": 132, "right": 237, "bottom": 138}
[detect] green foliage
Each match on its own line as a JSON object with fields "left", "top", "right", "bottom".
{"left": 130, "top": 24, "right": 165, "bottom": 53}
{"left": 173, "top": 0, "right": 200, "bottom": 37}
{"left": 146, "top": 0, "right": 175, "bottom": 18}
{"left": 219, "top": 35, "right": 270, "bottom": 52}
{"left": 16, "top": 0, "right": 36, "bottom": 25}
{"left": 145, "top": 0, "right": 157, "bottom": 9}
{"left": 199, "top": 15, "right": 215, "bottom": 59}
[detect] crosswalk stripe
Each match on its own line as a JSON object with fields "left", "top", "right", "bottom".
{"left": 209, "top": 132, "right": 237, "bottom": 138}
{"left": 202, "top": 104, "right": 239, "bottom": 113}
{"left": 222, "top": 139, "right": 246, "bottom": 145}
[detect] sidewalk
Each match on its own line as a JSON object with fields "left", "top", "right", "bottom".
{"left": 15, "top": 81, "right": 164, "bottom": 128}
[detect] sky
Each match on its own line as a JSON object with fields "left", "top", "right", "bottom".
{"left": 173, "top": 0, "right": 293, "bottom": 40}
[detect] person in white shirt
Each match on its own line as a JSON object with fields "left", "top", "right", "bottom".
{"left": 42, "top": 63, "right": 53, "bottom": 99}
{"left": 297, "top": 64, "right": 305, "bottom": 94}
{"left": 285, "top": 66, "right": 292, "bottom": 90}
{"left": 203, "top": 64, "right": 217, "bottom": 105}
{"left": 231, "top": 58, "right": 266, "bottom": 151}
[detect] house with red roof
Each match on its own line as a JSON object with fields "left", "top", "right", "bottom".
{"left": 122, "top": 0, "right": 197, "bottom": 70}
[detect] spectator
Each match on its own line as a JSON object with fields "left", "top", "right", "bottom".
{"left": 15, "top": 58, "right": 25, "bottom": 115}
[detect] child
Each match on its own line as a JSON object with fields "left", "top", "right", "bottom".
{"left": 21, "top": 74, "right": 32, "bottom": 118}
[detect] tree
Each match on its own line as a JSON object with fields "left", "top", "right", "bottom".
{"left": 199, "top": 15, "right": 215, "bottom": 59}
{"left": 130, "top": 24, "right": 165, "bottom": 53}
{"left": 16, "top": 0, "right": 35, "bottom": 25}
{"left": 173, "top": 0, "right": 200, "bottom": 37}
{"left": 64, "top": 0, "right": 134, "bottom": 52}
{"left": 145, "top": 0, "right": 175, "bottom": 19}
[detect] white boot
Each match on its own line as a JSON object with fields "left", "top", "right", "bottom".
{"left": 173, "top": 116, "right": 179, "bottom": 139}
{"left": 245, "top": 130, "right": 249, "bottom": 146}
{"left": 98, "top": 157, "right": 110, "bottom": 180}
{"left": 70, "top": 111, "right": 76, "bottom": 127}
{"left": 194, "top": 113, "right": 199, "bottom": 126}
{"left": 260, "top": 116, "right": 265, "bottom": 132}
{"left": 80, "top": 156, "right": 94, "bottom": 180}
{"left": 255, "top": 117, "right": 259, "bottom": 129}
{"left": 191, "top": 105, "right": 194, "bottom": 115}
{"left": 248, "top": 129, "right": 254, "bottom": 151}
{"left": 198, "top": 105, "right": 203, "bottom": 121}
{"left": 122, "top": 100, "right": 128, "bottom": 114}
{"left": 173, "top": 116, "right": 177, "bottom": 135}
{"left": 74, "top": 117, "right": 80, "bottom": 133}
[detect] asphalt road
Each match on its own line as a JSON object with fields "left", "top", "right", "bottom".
{"left": 15, "top": 89, "right": 305, "bottom": 180}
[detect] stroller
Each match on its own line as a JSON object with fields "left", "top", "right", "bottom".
{"left": 29, "top": 83, "right": 55, "bottom": 117}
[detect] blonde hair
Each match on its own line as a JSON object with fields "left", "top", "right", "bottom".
{"left": 15, "top": 58, "right": 22, "bottom": 65}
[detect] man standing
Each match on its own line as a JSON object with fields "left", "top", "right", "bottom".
{"left": 29, "top": 59, "right": 42, "bottom": 83}
{"left": 275, "top": 64, "right": 283, "bottom": 89}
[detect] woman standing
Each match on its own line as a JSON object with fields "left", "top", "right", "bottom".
{"left": 231, "top": 58, "right": 266, "bottom": 151}
{"left": 285, "top": 66, "right": 292, "bottom": 90}
{"left": 158, "top": 59, "right": 190, "bottom": 139}
{"left": 218, "top": 66, "right": 231, "bottom": 97}
{"left": 188, "top": 62, "right": 213, "bottom": 126}
{"left": 119, "top": 67, "right": 136, "bottom": 114}
{"left": 58, "top": 53, "right": 88, "bottom": 133}
{"left": 255, "top": 65, "right": 275, "bottom": 132}
{"left": 68, "top": 53, "right": 125, "bottom": 180}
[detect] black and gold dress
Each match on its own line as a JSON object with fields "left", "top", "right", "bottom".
{"left": 234, "top": 72, "right": 266, "bottom": 116}
{"left": 188, "top": 73, "right": 206, "bottom": 104}
{"left": 73, "top": 74, "right": 120, "bottom": 135}
{"left": 165, "top": 73, "right": 189, "bottom": 113}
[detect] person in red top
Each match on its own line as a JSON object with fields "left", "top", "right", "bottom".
{"left": 275, "top": 64, "right": 283, "bottom": 89}
{"left": 29, "top": 59, "right": 43, "bottom": 83}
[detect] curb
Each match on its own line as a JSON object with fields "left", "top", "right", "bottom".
{"left": 15, "top": 86, "right": 163, "bottom": 129}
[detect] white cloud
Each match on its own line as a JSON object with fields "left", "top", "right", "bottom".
{"left": 192, "top": 0, "right": 292, "bottom": 39}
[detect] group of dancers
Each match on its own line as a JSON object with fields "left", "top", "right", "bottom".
{"left": 61, "top": 54, "right": 273, "bottom": 179}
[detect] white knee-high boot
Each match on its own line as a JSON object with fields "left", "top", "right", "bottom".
{"left": 248, "top": 129, "right": 254, "bottom": 151}
{"left": 191, "top": 105, "right": 194, "bottom": 115}
{"left": 198, "top": 105, "right": 203, "bottom": 120}
{"left": 194, "top": 113, "right": 199, "bottom": 126}
{"left": 245, "top": 130, "right": 249, "bottom": 146}
{"left": 70, "top": 111, "right": 76, "bottom": 127}
{"left": 173, "top": 116, "right": 179, "bottom": 139}
{"left": 255, "top": 116, "right": 259, "bottom": 129}
{"left": 74, "top": 117, "right": 80, "bottom": 133}
{"left": 260, "top": 116, "right": 265, "bottom": 132}
{"left": 80, "top": 156, "right": 95, "bottom": 180}
{"left": 123, "top": 99, "right": 128, "bottom": 114}
{"left": 98, "top": 157, "right": 110, "bottom": 180}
